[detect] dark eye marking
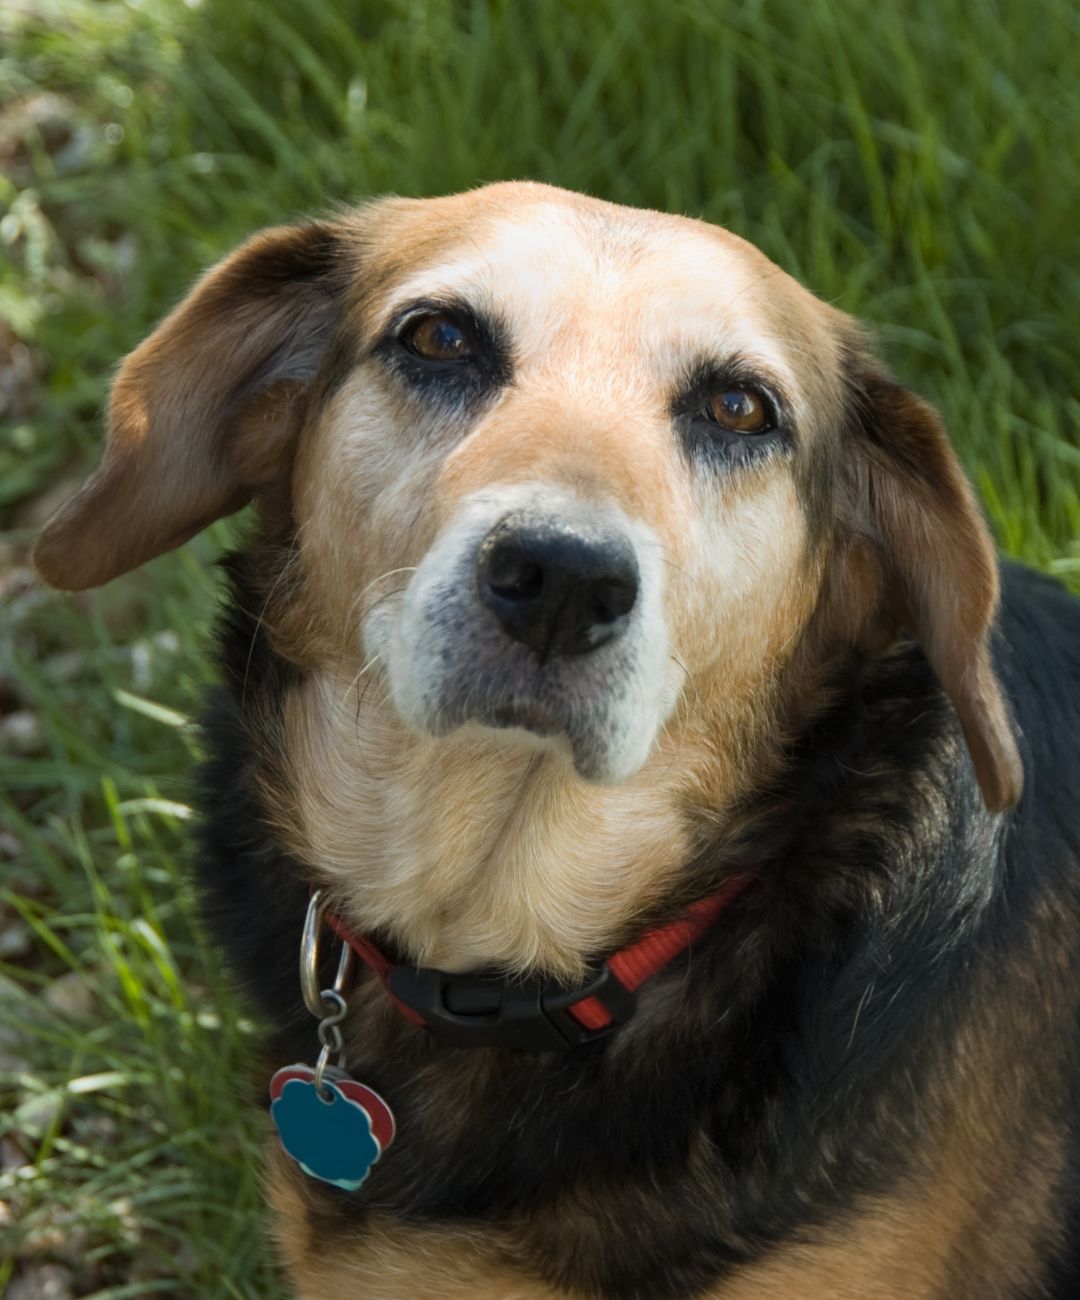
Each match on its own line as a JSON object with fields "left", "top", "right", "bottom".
{"left": 373, "top": 298, "right": 512, "bottom": 408}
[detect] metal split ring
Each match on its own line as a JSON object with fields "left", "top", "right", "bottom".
{"left": 300, "top": 888, "right": 356, "bottom": 1020}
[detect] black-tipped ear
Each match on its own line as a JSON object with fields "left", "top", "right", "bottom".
{"left": 841, "top": 360, "right": 1022, "bottom": 812}
{"left": 33, "top": 221, "right": 346, "bottom": 591}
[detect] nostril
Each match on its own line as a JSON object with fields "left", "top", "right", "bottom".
{"left": 593, "top": 576, "right": 637, "bottom": 625}
{"left": 486, "top": 551, "right": 544, "bottom": 603}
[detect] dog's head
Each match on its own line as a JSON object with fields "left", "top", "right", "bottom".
{"left": 34, "top": 183, "right": 1021, "bottom": 829}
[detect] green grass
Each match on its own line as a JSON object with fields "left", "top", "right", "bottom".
{"left": 1, "top": 0, "right": 1078, "bottom": 1293}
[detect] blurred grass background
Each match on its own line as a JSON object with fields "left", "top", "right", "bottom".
{"left": 1, "top": 0, "right": 1078, "bottom": 1294}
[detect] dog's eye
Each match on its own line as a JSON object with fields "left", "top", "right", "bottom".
{"left": 402, "top": 313, "right": 473, "bottom": 363}
{"left": 705, "top": 387, "right": 772, "bottom": 434}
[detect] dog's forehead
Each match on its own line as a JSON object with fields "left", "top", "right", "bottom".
{"left": 358, "top": 185, "right": 842, "bottom": 393}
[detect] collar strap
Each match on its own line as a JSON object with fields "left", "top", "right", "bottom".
{"left": 322, "top": 875, "right": 750, "bottom": 1053}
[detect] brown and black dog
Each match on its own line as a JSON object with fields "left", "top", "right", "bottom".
{"left": 33, "top": 183, "right": 1080, "bottom": 1299}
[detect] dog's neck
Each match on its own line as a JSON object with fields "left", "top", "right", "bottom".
{"left": 274, "top": 666, "right": 760, "bottom": 981}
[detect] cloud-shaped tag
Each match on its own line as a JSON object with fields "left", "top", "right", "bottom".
{"left": 271, "top": 1074, "right": 382, "bottom": 1192}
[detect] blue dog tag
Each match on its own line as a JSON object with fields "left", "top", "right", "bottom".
{"left": 270, "top": 1064, "right": 396, "bottom": 1192}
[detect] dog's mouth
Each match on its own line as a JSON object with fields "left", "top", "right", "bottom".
{"left": 379, "top": 617, "right": 661, "bottom": 781}
{"left": 429, "top": 666, "right": 586, "bottom": 746}
{"left": 415, "top": 656, "right": 631, "bottom": 781}
{"left": 486, "top": 698, "right": 563, "bottom": 737}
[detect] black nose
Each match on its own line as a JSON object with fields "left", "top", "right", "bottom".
{"left": 476, "top": 513, "right": 639, "bottom": 659}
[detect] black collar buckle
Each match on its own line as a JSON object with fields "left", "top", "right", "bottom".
{"left": 386, "top": 960, "right": 638, "bottom": 1053}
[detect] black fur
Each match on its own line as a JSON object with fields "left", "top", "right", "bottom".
{"left": 196, "top": 558, "right": 1080, "bottom": 1299}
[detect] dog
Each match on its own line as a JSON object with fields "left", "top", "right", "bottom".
{"left": 32, "top": 182, "right": 1080, "bottom": 1299}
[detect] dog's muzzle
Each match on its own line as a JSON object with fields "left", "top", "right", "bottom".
{"left": 369, "top": 485, "right": 672, "bottom": 782}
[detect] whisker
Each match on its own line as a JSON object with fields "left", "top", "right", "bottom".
{"left": 340, "top": 566, "right": 418, "bottom": 638}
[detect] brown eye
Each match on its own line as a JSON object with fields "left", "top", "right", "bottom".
{"left": 403, "top": 313, "right": 472, "bottom": 362}
{"left": 706, "top": 387, "right": 772, "bottom": 434}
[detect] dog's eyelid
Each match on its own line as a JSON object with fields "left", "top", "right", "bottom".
{"left": 391, "top": 298, "right": 464, "bottom": 331}
{"left": 672, "top": 358, "right": 789, "bottom": 411}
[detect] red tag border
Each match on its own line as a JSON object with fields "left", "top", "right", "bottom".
{"left": 270, "top": 1064, "right": 396, "bottom": 1151}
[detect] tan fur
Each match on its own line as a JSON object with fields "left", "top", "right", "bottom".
{"left": 270, "top": 1149, "right": 559, "bottom": 1300}
{"left": 32, "top": 223, "right": 342, "bottom": 590}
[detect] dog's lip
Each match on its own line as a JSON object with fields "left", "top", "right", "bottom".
{"left": 425, "top": 675, "right": 612, "bottom": 778}
{"left": 485, "top": 698, "right": 563, "bottom": 737}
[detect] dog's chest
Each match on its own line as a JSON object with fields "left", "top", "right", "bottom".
{"left": 269, "top": 1195, "right": 967, "bottom": 1300}
{"left": 268, "top": 1138, "right": 1053, "bottom": 1300}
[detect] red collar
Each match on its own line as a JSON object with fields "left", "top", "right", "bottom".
{"left": 322, "top": 874, "right": 750, "bottom": 1053}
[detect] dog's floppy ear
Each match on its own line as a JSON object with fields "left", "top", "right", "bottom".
{"left": 841, "top": 355, "right": 1023, "bottom": 812}
{"left": 33, "top": 221, "right": 346, "bottom": 590}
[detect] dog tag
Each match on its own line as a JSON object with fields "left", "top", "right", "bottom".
{"left": 270, "top": 1063, "right": 396, "bottom": 1192}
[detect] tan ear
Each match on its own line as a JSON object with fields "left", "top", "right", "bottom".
{"left": 32, "top": 221, "right": 346, "bottom": 590}
{"left": 842, "top": 363, "right": 1023, "bottom": 812}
